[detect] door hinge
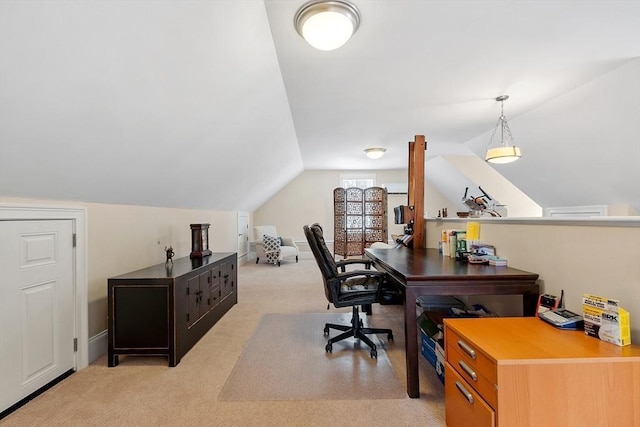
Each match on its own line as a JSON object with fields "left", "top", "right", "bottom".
{"left": 73, "top": 338, "right": 78, "bottom": 352}
{"left": 72, "top": 233, "right": 77, "bottom": 248}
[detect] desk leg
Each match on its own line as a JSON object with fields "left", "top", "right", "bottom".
{"left": 523, "top": 284, "right": 540, "bottom": 317}
{"left": 404, "top": 287, "right": 420, "bottom": 398}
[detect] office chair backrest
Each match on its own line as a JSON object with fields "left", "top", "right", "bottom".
{"left": 304, "top": 224, "right": 340, "bottom": 303}
{"left": 304, "top": 224, "right": 338, "bottom": 276}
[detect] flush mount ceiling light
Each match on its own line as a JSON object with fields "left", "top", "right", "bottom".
{"left": 294, "top": 0, "right": 361, "bottom": 51}
{"left": 485, "top": 95, "right": 522, "bottom": 164}
{"left": 364, "top": 147, "right": 386, "bottom": 159}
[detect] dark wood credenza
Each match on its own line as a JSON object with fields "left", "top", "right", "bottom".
{"left": 107, "top": 252, "right": 237, "bottom": 367}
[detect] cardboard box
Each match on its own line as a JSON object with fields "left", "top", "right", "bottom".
{"left": 418, "top": 311, "right": 446, "bottom": 383}
{"left": 417, "top": 307, "right": 496, "bottom": 384}
{"left": 582, "top": 294, "right": 631, "bottom": 346}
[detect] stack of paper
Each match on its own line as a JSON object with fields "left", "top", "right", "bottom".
{"left": 488, "top": 257, "right": 507, "bottom": 266}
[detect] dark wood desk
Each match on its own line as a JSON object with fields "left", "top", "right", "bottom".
{"left": 365, "top": 247, "right": 539, "bottom": 398}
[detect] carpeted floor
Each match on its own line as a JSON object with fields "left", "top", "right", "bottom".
{"left": 219, "top": 313, "right": 405, "bottom": 401}
{"left": 0, "top": 257, "right": 446, "bottom": 427}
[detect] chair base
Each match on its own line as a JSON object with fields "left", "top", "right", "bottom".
{"left": 324, "top": 306, "right": 393, "bottom": 358}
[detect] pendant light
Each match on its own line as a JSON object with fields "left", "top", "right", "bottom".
{"left": 294, "top": 1, "right": 361, "bottom": 51}
{"left": 485, "top": 95, "right": 522, "bottom": 164}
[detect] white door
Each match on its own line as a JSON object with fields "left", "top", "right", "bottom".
{"left": 0, "top": 220, "right": 75, "bottom": 413}
{"left": 237, "top": 212, "right": 249, "bottom": 257}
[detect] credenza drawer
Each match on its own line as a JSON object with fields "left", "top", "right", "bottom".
{"left": 445, "top": 362, "right": 495, "bottom": 427}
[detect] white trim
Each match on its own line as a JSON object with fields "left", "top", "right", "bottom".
{"left": 89, "top": 330, "right": 108, "bottom": 363}
{"left": 427, "top": 216, "right": 639, "bottom": 227}
{"left": 545, "top": 205, "right": 608, "bottom": 217}
{"left": 0, "top": 203, "right": 89, "bottom": 371}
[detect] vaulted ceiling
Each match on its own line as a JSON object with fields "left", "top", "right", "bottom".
{"left": 1, "top": 1, "right": 639, "bottom": 214}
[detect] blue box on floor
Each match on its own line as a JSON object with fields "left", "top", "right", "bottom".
{"left": 420, "top": 330, "right": 445, "bottom": 384}
{"left": 418, "top": 313, "right": 446, "bottom": 384}
{"left": 417, "top": 305, "right": 496, "bottom": 385}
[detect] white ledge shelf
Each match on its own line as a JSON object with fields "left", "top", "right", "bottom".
{"left": 425, "top": 216, "right": 640, "bottom": 228}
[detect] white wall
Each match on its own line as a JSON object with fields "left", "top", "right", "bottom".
{"left": 252, "top": 169, "right": 453, "bottom": 245}
{"left": 441, "top": 155, "right": 542, "bottom": 217}
{"left": 427, "top": 218, "right": 640, "bottom": 344}
{"left": 464, "top": 58, "right": 640, "bottom": 214}
{"left": 1, "top": 197, "right": 240, "bottom": 338}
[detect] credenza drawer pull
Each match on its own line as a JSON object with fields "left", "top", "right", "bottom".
{"left": 458, "top": 360, "right": 477, "bottom": 381}
{"left": 457, "top": 340, "right": 476, "bottom": 359}
{"left": 455, "top": 381, "right": 474, "bottom": 404}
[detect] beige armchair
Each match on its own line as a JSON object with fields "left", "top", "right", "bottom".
{"left": 254, "top": 225, "right": 299, "bottom": 266}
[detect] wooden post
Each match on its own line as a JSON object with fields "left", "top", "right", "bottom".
{"left": 407, "top": 135, "right": 426, "bottom": 248}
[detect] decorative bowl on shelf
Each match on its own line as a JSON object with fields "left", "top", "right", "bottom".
{"left": 456, "top": 211, "right": 470, "bottom": 218}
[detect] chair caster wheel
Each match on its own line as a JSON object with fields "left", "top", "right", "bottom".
{"left": 370, "top": 349, "right": 377, "bottom": 359}
{"left": 323, "top": 326, "right": 329, "bottom": 335}
{"left": 388, "top": 333, "right": 394, "bottom": 342}
{"left": 325, "top": 343, "right": 332, "bottom": 353}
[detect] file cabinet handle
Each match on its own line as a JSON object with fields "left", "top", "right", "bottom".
{"left": 458, "top": 360, "right": 477, "bottom": 381}
{"left": 457, "top": 340, "right": 476, "bottom": 359}
{"left": 455, "top": 381, "right": 474, "bottom": 404}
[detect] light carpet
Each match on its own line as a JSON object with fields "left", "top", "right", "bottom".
{"left": 218, "top": 312, "right": 406, "bottom": 401}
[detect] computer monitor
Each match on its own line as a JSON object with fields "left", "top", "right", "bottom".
{"left": 394, "top": 205, "right": 415, "bottom": 225}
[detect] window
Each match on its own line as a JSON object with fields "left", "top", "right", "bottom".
{"left": 340, "top": 173, "right": 375, "bottom": 189}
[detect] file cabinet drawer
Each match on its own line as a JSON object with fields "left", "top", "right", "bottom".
{"left": 446, "top": 327, "right": 497, "bottom": 378}
{"left": 447, "top": 342, "right": 498, "bottom": 409}
{"left": 443, "top": 317, "right": 640, "bottom": 427}
{"left": 445, "top": 362, "right": 495, "bottom": 427}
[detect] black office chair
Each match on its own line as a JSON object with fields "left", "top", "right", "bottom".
{"left": 303, "top": 223, "right": 393, "bottom": 358}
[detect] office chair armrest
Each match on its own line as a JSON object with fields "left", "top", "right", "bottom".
{"left": 336, "top": 258, "right": 372, "bottom": 272}
{"left": 335, "top": 269, "right": 383, "bottom": 281}
{"left": 337, "top": 269, "right": 388, "bottom": 298}
{"left": 334, "top": 270, "right": 387, "bottom": 300}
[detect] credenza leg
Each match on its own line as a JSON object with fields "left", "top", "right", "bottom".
{"left": 108, "top": 354, "right": 119, "bottom": 367}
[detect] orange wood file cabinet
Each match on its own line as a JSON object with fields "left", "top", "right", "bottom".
{"left": 444, "top": 317, "right": 640, "bottom": 427}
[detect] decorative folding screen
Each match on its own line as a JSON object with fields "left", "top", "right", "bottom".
{"left": 334, "top": 187, "right": 388, "bottom": 257}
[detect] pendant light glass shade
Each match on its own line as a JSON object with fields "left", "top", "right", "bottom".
{"left": 364, "top": 148, "right": 386, "bottom": 159}
{"left": 485, "top": 95, "right": 522, "bottom": 164}
{"left": 294, "top": 1, "right": 361, "bottom": 51}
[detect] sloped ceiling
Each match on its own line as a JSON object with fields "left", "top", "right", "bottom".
{"left": 0, "top": 1, "right": 302, "bottom": 211}
{"left": 1, "top": 1, "right": 639, "bottom": 213}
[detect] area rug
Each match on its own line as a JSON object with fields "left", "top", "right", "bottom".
{"left": 218, "top": 313, "right": 406, "bottom": 401}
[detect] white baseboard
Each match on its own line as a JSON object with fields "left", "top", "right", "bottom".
{"left": 89, "top": 330, "right": 107, "bottom": 363}
{"left": 87, "top": 251, "right": 315, "bottom": 364}
{"left": 298, "top": 251, "right": 314, "bottom": 260}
